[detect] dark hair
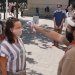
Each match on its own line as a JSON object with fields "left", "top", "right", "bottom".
{"left": 5, "top": 17, "right": 19, "bottom": 44}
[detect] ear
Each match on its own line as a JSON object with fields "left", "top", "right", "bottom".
{"left": 10, "top": 28, "right": 13, "bottom": 32}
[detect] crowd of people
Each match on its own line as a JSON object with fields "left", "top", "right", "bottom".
{"left": 35, "top": 5, "right": 50, "bottom": 17}
{"left": 8, "top": 2, "right": 27, "bottom": 17}
{"left": 0, "top": 2, "right": 75, "bottom": 75}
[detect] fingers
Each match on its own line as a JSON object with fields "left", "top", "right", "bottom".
{"left": 30, "top": 25, "right": 37, "bottom": 32}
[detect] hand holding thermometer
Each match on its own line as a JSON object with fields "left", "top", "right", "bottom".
{"left": 27, "top": 21, "right": 36, "bottom": 32}
{"left": 27, "top": 21, "right": 37, "bottom": 44}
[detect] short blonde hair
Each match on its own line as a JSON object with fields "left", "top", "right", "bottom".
{"left": 57, "top": 3, "right": 62, "bottom": 7}
{"left": 68, "top": 6, "right": 73, "bottom": 10}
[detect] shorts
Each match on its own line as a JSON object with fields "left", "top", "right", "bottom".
{"left": 54, "top": 25, "right": 63, "bottom": 34}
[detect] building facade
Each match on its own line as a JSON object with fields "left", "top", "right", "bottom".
{"left": 27, "top": 0, "right": 69, "bottom": 10}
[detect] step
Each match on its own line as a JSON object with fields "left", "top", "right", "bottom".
{"left": 23, "top": 9, "right": 55, "bottom": 17}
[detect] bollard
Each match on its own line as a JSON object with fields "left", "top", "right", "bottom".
{"left": 33, "top": 16, "right": 39, "bottom": 45}
{"left": 33, "top": 16, "right": 39, "bottom": 24}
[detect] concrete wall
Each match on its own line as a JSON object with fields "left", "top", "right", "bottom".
{"left": 27, "top": 0, "right": 69, "bottom": 10}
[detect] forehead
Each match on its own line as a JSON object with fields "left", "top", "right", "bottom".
{"left": 14, "top": 21, "right": 22, "bottom": 27}
{"left": 57, "top": 4, "right": 61, "bottom": 7}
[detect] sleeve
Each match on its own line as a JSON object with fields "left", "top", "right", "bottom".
{"left": 62, "top": 12, "right": 66, "bottom": 19}
{"left": 0, "top": 43, "right": 9, "bottom": 59}
{"left": 58, "top": 59, "right": 75, "bottom": 75}
{"left": 61, "top": 35, "right": 70, "bottom": 46}
{"left": 53, "top": 11, "right": 56, "bottom": 17}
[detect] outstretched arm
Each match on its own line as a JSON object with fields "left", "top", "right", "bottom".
{"left": 31, "top": 25, "right": 69, "bottom": 46}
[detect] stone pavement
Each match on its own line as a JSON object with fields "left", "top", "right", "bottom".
{"left": 20, "top": 16, "right": 66, "bottom": 75}
{"left": 0, "top": 12, "right": 66, "bottom": 75}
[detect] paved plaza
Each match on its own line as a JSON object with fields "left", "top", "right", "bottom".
{"left": 0, "top": 12, "right": 66, "bottom": 75}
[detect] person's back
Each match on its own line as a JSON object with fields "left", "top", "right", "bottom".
{"left": 45, "top": 6, "right": 50, "bottom": 12}
{"left": 45, "top": 6, "right": 50, "bottom": 18}
{"left": 57, "top": 45, "right": 75, "bottom": 75}
{"left": 36, "top": 7, "right": 39, "bottom": 13}
{"left": 36, "top": 7, "right": 39, "bottom": 16}
{"left": 47, "top": 7, "right": 49, "bottom": 12}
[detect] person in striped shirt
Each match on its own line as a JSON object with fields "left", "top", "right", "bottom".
{"left": 0, "top": 17, "right": 26, "bottom": 75}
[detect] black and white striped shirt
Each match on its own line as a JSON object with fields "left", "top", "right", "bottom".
{"left": 0, "top": 37, "right": 26, "bottom": 73}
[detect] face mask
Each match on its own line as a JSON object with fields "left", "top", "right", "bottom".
{"left": 13, "top": 29, "right": 22, "bottom": 36}
{"left": 57, "top": 8, "right": 61, "bottom": 11}
{"left": 68, "top": 10, "right": 71, "bottom": 12}
{"left": 66, "top": 30, "right": 73, "bottom": 43}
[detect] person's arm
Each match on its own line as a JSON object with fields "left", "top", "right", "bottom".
{"left": 60, "top": 18, "right": 65, "bottom": 27}
{"left": 31, "top": 25, "right": 70, "bottom": 46}
{"left": 53, "top": 17, "right": 56, "bottom": 27}
{"left": 59, "top": 12, "right": 66, "bottom": 29}
{"left": 31, "top": 25, "right": 64, "bottom": 44}
{"left": 53, "top": 12, "right": 56, "bottom": 26}
{"left": 0, "top": 56, "right": 7, "bottom": 75}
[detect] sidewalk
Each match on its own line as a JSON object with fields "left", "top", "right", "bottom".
{"left": 0, "top": 12, "right": 66, "bottom": 75}
{"left": 21, "top": 16, "right": 66, "bottom": 75}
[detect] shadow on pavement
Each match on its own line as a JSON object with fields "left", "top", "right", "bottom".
{"left": 20, "top": 19, "right": 66, "bottom": 51}
{"left": 26, "top": 57, "right": 38, "bottom": 64}
{"left": 20, "top": 20, "right": 53, "bottom": 45}
{"left": 26, "top": 68, "right": 43, "bottom": 75}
